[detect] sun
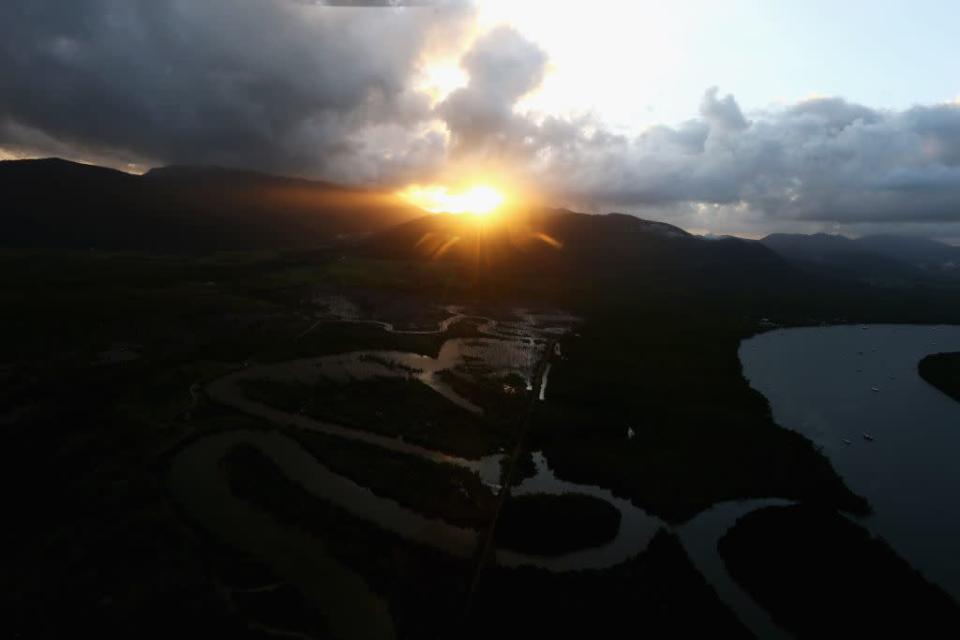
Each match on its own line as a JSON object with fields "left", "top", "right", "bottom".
{"left": 452, "top": 185, "right": 504, "bottom": 216}
{"left": 398, "top": 184, "right": 506, "bottom": 217}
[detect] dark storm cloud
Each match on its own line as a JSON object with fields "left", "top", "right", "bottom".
{"left": 0, "top": 0, "right": 469, "bottom": 177}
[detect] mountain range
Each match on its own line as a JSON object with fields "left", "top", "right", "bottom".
{"left": 760, "top": 233, "right": 960, "bottom": 283}
{"left": 3, "top": 158, "right": 956, "bottom": 290}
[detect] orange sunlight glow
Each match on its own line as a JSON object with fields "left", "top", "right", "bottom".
{"left": 399, "top": 184, "right": 506, "bottom": 216}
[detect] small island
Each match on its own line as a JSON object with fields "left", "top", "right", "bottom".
{"left": 919, "top": 352, "right": 960, "bottom": 403}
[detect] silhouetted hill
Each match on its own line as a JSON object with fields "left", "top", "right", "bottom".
{"left": 1, "top": 158, "right": 423, "bottom": 252}
{"left": 761, "top": 233, "right": 928, "bottom": 283}
{"left": 362, "top": 208, "right": 800, "bottom": 304}
{"left": 857, "top": 234, "right": 960, "bottom": 276}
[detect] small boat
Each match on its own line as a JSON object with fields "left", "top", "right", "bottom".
{"left": 871, "top": 386, "right": 880, "bottom": 392}
{"left": 863, "top": 433, "right": 875, "bottom": 442}
{"left": 843, "top": 439, "right": 852, "bottom": 445}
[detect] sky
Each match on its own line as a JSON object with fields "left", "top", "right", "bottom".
{"left": 2, "top": 0, "right": 959, "bottom": 239}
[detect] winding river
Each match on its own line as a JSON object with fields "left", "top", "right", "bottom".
{"left": 169, "top": 308, "right": 673, "bottom": 637}
{"left": 171, "top": 314, "right": 960, "bottom": 638}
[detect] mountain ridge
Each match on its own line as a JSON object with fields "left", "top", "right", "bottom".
{"left": 0, "top": 157, "right": 423, "bottom": 252}
{"left": 761, "top": 232, "right": 960, "bottom": 283}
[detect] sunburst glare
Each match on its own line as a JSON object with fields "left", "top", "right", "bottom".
{"left": 398, "top": 184, "right": 506, "bottom": 217}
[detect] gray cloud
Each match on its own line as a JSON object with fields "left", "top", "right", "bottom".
{"left": 437, "top": 25, "right": 547, "bottom": 154}
{"left": 700, "top": 87, "right": 749, "bottom": 135}
{"left": 521, "top": 93, "right": 960, "bottom": 236}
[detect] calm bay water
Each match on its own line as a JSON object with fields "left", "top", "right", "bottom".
{"left": 740, "top": 324, "right": 960, "bottom": 597}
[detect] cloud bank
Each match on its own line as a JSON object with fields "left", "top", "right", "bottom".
{"left": 534, "top": 93, "right": 960, "bottom": 234}
{"left": 0, "top": 0, "right": 470, "bottom": 179}
{"left": 2, "top": 1, "right": 960, "bottom": 237}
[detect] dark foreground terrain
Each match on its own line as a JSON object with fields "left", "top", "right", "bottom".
{"left": 919, "top": 351, "right": 960, "bottom": 402}
{"left": 719, "top": 505, "right": 960, "bottom": 637}
{"left": 4, "top": 162, "right": 960, "bottom": 638}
